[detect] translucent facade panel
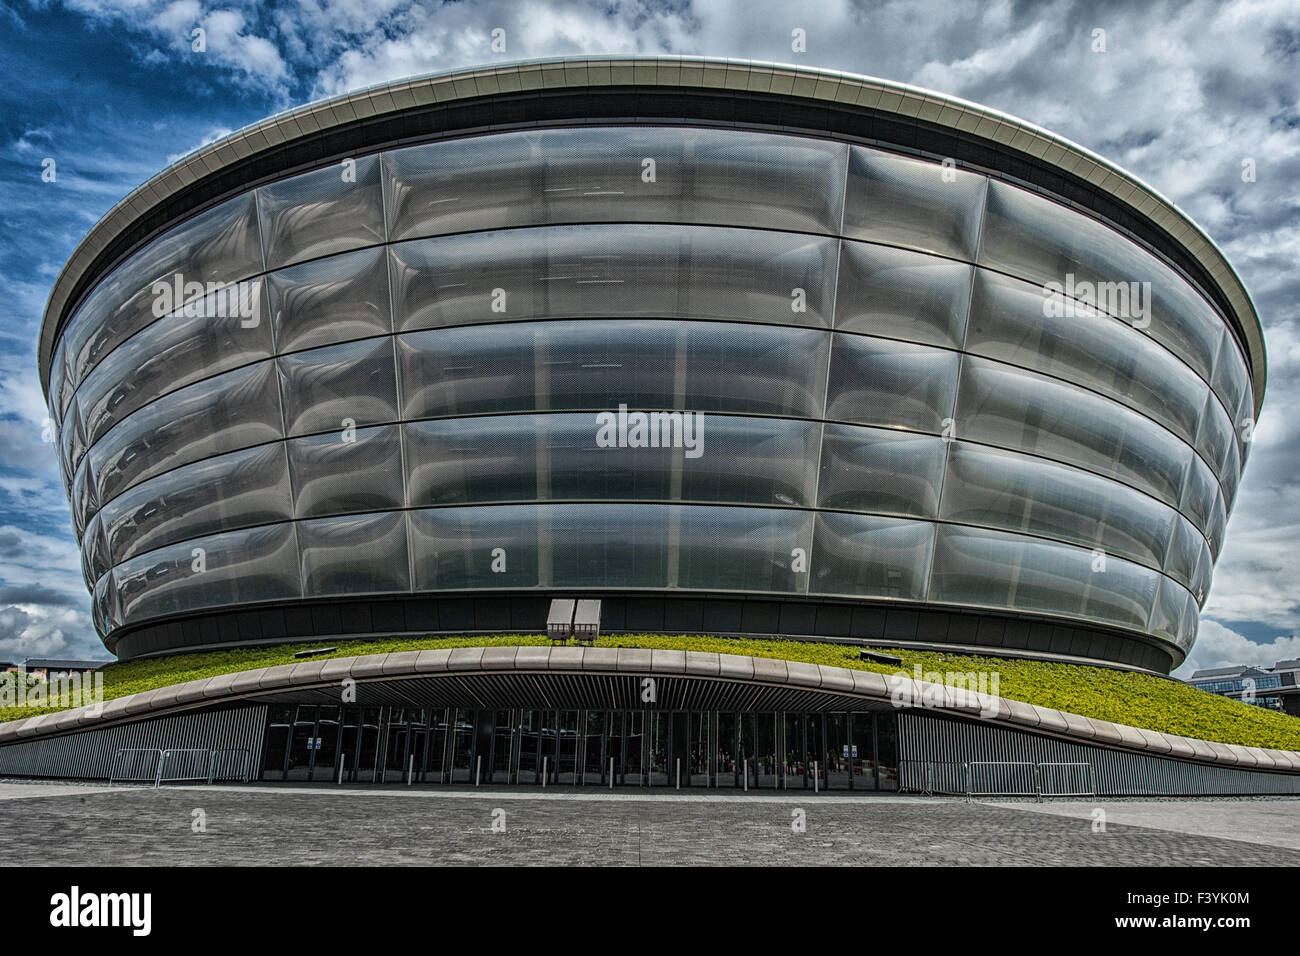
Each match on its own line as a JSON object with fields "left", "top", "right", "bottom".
{"left": 385, "top": 126, "right": 848, "bottom": 240}
{"left": 287, "top": 424, "right": 405, "bottom": 518}
{"left": 940, "top": 443, "right": 1175, "bottom": 570}
{"left": 277, "top": 336, "right": 398, "bottom": 437}
{"left": 80, "top": 528, "right": 94, "bottom": 590}
{"left": 405, "top": 413, "right": 818, "bottom": 508}
{"left": 833, "top": 242, "right": 972, "bottom": 348}
{"left": 87, "top": 512, "right": 112, "bottom": 583}
{"left": 956, "top": 357, "right": 1193, "bottom": 507}
{"left": 98, "top": 443, "right": 292, "bottom": 564}
{"left": 391, "top": 225, "right": 838, "bottom": 332}
{"left": 115, "top": 522, "right": 300, "bottom": 625}
{"left": 64, "top": 194, "right": 262, "bottom": 387}
{"left": 825, "top": 334, "right": 960, "bottom": 432}
{"left": 980, "top": 181, "right": 1228, "bottom": 382}
{"left": 1211, "top": 333, "right": 1250, "bottom": 425}
{"left": 258, "top": 154, "right": 386, "bottom": 269}
{"left": 1147, "top": 576, "right": 1201, "bottom": 653}
{"left": 1190, "top": 536, "right": 1213, "bottom": 607}
{"left": 91, "top": 573, "right": 106, "bottom": 633}
{"left": 398, "top": 320, "right": 830, "bottom": 421}
{"left": 964, "top": 270, "right": 1207, "bottom": 443}
{"left": 816, "top": 424, "right": 946, "bottom": 517}
{"left": 81, "top": 513, "right": 110, "bottom": 588}
{"left": 60, "top": 396, "right": 86, "bottom": 475}
{"left": 1179, "top": 453, "right": 1220, "bottom": 539}
{"left": 1194, "top": 389, "right": 1234, "bottom": 481}
{"left": 48, "top": 339, "right": 68, "bottom": 423}
{"left": 1149, "top": 575, "right": 1193, "bottom": 650}
{"left": 1164, "top": 514, "right": 1210, "bottom": 597}
{"left": 58, "top": 456, "right": 72, "bottom": 501}
{"left": 842, "top": 147, "right": 987, "bottom": 260}
{"left": 1177, "top": 586, "right": 1199, "bottom": 650}
{"left": 56, "top": 340, "right": 75, "bottom": 418}
{"left": 268, "top": 247, "right": 393, "bottom": 354}
{"left": 409, "top": 503, "right": 811, "bottom": 594}
{"left": 809, "top": 513, "right": 935, "bottom": 600}
{"left": 93, "top": 571, "right": 119, "bottom": 633}
{"left": 1219, "top": 438, "right": 1241, "bottom": 512}
{"left": 930, "top": 526, "right": 1160, "bottom": 632}
{"left": 71, "top": 456, "right": 97, "bottom": 535}
{"left": 409, "top": 504, "right": 542, "bottom": 591}
{"left": 979, "top": 181, "right": 1138, "bottom": 290}
{"left": 1144, "top": 268, "right": 1226, "bottom": 382}
{"left": 298, "top": 511, "right": 410, "bottom": 596}
{"left": 77, "top": 279, "right": 273, "bottom": 446}
{"left": 1205, "top": 488, "right": 1227, "bottom": 560}
{"left": 1235, "top": 385, "right": 1255, "bottom": 466}
{"left": 88, "top": 360, "right": 283, "bottom": 503}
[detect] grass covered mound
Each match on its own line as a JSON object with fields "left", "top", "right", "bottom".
{"left": 3, "top": 633, "right": 1298, "bottom": 752}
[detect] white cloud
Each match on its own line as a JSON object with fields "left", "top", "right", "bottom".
{"left": 1174, "top": 618, "right": 1300, "bottom": 678}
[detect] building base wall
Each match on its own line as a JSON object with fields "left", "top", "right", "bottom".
{"left": 107, "top": 592, "right": 1178, "bottom": 673}
{"left": 4, "top": 697, "right": 1298, "bottom": 797}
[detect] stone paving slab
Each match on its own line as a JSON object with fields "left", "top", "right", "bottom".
{"left": 0, "top": 781, "right": 132, "bottom": 801}
{"left": 990, "top": 798, "right": 1300, "bottom": 851}
{"left": 0, "top": 784, "right": 1296, "bottom": 866}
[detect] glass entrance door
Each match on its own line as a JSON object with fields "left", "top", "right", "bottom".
{"left": 624, "top": 712, "right": 645, "bottom": 785}
{"left": 286, "top": 705, "right": 318, "bottom": 781}
{"left": 261, "top": 704, "right": 908, "bottom": 793}
{"left": 782, "top": 713, "right": 806, "bottom": 789}
{"left": 647, "top": 712, "right": 670, "bottom": 786}
{"left": 582, "top": 711, "right": 605, "bottom": 785}
{"left": 450, "top": 708, "right": 475, "bottom": 783}
{"left": 311, "top": 706, "right": 341, "bottom": 782}
{"left": 754, "top": 713, "right": 778, "bottom": 788}
{"left": 262, "top": 705, "right": 293, "bottom": 781}
{"left": 716, "top": 712, "right": 738, "bottom": 788}
{"left": 824, "top": 713, "right": 851, "bottom": 790}
{"left": 852, "top": 713, "right": 875, "bottom": 790}
{"left": 687, "top": 712, "right": 710, "bottom": 786}
{"left": 554, "top": 710, "right": 580, "bottom": 784}
{"left": 518, "top": 710, "right": 544, "bottom": 784}
{"left": 491, "top": 710, "right": 515, "bottom": 784}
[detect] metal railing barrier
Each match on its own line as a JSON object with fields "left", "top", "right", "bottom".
{"left": 966, "top": 760, "right": 1041, "bottom": 801}
{"left": 109, "top": 749, "right": 162, "bottom": 784}
{"left": 1037, "top": 762, "right": 1096, "bottom": 798}
{"left": 156, "top": 749, "right": 214, "bottom": 787}
{"left": 900, "top": 760, "right": 969, "bottom": 795}
{"left": 207, "top": 748, "right": 252, "bottom": 784}
{"left": 110, "top": 748, "right": 252, "bottom": 787}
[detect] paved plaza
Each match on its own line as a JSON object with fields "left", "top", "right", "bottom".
{"left": 1, "top": 780, "right": 1297, "bottom": 866}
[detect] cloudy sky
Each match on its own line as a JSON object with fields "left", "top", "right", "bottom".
{"left": 0, "top": 0, "right": 1296, "bottom": 673}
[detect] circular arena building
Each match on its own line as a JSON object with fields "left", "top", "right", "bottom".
{"left": 40, "top": 56, "right": 1264, "bottom": 678}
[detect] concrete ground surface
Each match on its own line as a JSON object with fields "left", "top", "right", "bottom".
{"left": 0, "top": 780, "right": 1296, "bottom": 866}
{"left": 992, "top": 799, "right": 1300, "bottom": 852}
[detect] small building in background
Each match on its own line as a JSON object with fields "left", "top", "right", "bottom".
{"left": 20, "top": 659, "right": 109, "bottom": 682}
{"left": 1187, "top": 662, "right": 1300, "bottom": 714}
